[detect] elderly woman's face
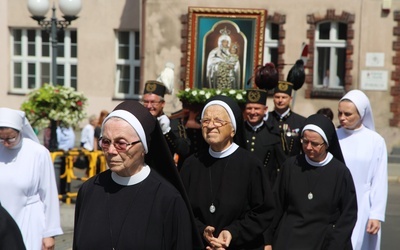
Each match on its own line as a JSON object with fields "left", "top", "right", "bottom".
{"left": 0, "top": 128, "right": 20, "bottom": 149}
{"left": 338, "top": 100, "right": 362, "bottom": 130}
{"left": 201, "top": 105, "right": 234, "bottom": 151}
{"left": 301, "top": 130, "right": 327, "bottom": 162}
{"left": 101, "top": 118, "right": 145, "bottom": 177}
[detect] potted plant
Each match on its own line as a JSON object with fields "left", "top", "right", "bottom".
{"left": 177, "top": 88, "right": 246, "bottom": 106}
{"left": 21, "top": 84, "right": 87, "bottom": 150}
{"left": 176, "top": 88, "right": 246, "bottom": 128}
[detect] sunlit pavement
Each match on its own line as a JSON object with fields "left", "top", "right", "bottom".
{"left": 55, "top": 163, "right": 400, "bottom": 250}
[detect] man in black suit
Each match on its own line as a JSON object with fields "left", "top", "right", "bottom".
{"left": 243, "top": 89, "right": 284, "bottom": 186}
{"left": 267, "top": 81, "right": 306, "bottom": 158}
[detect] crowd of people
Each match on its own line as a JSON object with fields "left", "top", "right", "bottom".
{"left": 0, "top": 70, "right": 389, "bottom": 249}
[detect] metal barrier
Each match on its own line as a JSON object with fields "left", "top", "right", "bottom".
{"left": 50, "top": 149, "right": 107, "bottom": 204}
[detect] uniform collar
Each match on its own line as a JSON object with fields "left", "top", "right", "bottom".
{"left": 245, "top": 120, "right": 264, "bottom": 132}
{"left": 274, "top": 108, "right": 291, "bottom": 120}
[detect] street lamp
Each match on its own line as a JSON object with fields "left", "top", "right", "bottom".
{"left": 27, "top": 0, "right": 81, "bottom": 86}
{"left": 27, "top": 0, "right": 81, "bottom": 151}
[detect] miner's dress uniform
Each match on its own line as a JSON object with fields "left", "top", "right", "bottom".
{"left": 268, "top": 110, "right": 306, "bottom": 158}
{"left": 269, "top": 81, "right": 306, "bottom": 158}
{"left": 244, "top": 121, "right": 284, "bottom": 186}
{"left": 169, "top": 107, "right": 208, "bottom": 170}
{"left": 244, "top": 88, "right": 285, "bottom": 186}
{"left": 143, "top": 80, "right": 183, "bottom": 157}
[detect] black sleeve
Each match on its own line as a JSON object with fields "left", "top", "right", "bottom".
{"left": 326, "top": 168, "right": 358, "bottom": 250}
{"left": 0, "top": 204, "right": 26, "bottom": 250}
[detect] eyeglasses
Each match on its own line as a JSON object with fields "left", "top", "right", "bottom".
{"left": 200, "top": 118, "right": 230, "bottom": 128}
{"left": 300, "top": 138, "right": 325, "bottom": 149}
{"left": 141, "top": 100, "right": 163, "bottom": 107}
{"left": 0, "top": 135, "right": 19, "bottom": 144}
{"left": 99, "top": 137, "right": 141, "bottom": 151}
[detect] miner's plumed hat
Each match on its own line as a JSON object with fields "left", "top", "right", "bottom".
{"left": 251, "top": 62, "right": 279, "bottom": 90}
{"left": 274, "top": 81, "right": 294, "bottom": 96}
{"left": 246, "top": 89, "right": 268, "bottom": 105}
{"left": 286, "top": 59, "right": 305, "bottom": 91}
{"left": 143, "top": 80, "right": 166, "bottom": 98}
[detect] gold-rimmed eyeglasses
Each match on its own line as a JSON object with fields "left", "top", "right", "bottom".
{"left": 300, "top": 138, "right": 325, "bottom": 149}
{"left": 99, "top": 137, "right": 141, "bottom": 152}
{"left": 140, "top": 100, "right": 163, "bottom": 107}
{"left": 200, "top": 118, "right": 230, "bottom": 128}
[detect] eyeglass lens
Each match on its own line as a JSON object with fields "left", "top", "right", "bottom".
{"left": 99, "top": 138, "right": 140, "bottom": 151}
{"left": 301, "top": 138, "right": 323, "bottom": 148}
{"left": 201, "top": 118, "right": 227, "bottom": 127}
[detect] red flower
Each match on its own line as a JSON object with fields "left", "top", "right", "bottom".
{"left": 76, "top": 100, "right": 82, "bottom": 106}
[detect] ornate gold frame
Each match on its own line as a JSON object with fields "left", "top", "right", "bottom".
{"left": 185, "top": 7, "right": 267, "bottom": 89}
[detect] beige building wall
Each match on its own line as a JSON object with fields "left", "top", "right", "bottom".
{"left": 1, "top": 0, "right": 399, "bottom": 151}
{"left": 1, "top": 0, "right": 140, "bottom": 118}
{"left": 0, "top": 0, "right": 23, "bottom": 109}
{"left": 143, "top": 0, "right": 400, "bottom": 151}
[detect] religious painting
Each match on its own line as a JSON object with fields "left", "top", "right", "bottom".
{"left": 185, "top": 7, "right": 267, "bottom": 90}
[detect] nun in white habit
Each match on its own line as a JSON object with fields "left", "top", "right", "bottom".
{"left": 337, "top": 90, "right": 388, "bottom": 250}
{"left": 0, "top": 107, "right": 63, "bottom": 250}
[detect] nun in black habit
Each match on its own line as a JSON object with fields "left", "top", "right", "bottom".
{"left": 180, "top": 95, "right": 275, "bottom": 250}
{"left": 73, "top": 101, "right": 202, "bottom": 249}
{"left": 268, "top": 114, "right": 357, "bottom": 249}
{"left": 0, "top": 203, "right": 26, "bottom": 250}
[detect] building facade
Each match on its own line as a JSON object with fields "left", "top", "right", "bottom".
{"left": 1, "top": 0, "right": 399, "bottom": 151}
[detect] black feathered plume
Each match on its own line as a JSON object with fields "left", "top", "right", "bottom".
{"left": 247, "top": 62, "right": 279, "bottom": 90}
{"left": 286, "top": 59, "right": 305, "bottom": 90}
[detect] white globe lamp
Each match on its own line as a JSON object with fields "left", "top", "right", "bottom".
{"left": 59, "top": 0, "right": 82, "bottom": 16}
{"left": 27, "top": 0, "right": 50, "bottom": 17}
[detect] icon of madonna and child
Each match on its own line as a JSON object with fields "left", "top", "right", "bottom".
{"left": 204, "top": 25, "right": 245, "bottom": 90}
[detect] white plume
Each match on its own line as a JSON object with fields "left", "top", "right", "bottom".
{"left": 157, "top": 62, "right": 175, "bottom": 95}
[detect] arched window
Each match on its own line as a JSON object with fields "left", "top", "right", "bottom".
{"left": 314, "top": 22, "right": 347, "bottom": 89}
{"left": 263, "top": 22, "right": 279, "bottom": 66}
{"left": 305, "top": 10, "right": 354, "bottom": 98}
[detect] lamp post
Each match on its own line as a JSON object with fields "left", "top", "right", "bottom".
{"left": 28, "top": 0, "right": 81, "bottom": 86}
{"left": 27, "top": 0, "right": 81, "bottom": 151}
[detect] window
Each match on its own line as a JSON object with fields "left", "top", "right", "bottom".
{"left": 263, "top": 22, "right": 279, "bottom": 66}
{"left": 115, "top": 31, "right": 141, "bottom": 99}
{"left": 314, "top": 22, "right": 347, "bottom": 89}
{"left": 10, "top": 28, "right": 78, "bottom": 93}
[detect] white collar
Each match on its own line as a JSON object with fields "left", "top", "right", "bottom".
{"left": 275, "top": 108, "right": 290, "bottom": 118}
{"left": 246, "top": 121, "right": 264, "bottom": 131}
{"left": 263, "top": 112, "right": 269, "bottom": 121}
{"left": 305, "top": 152, "right": 333, "bottom": 167}
{"left": 342, "top": 124, "right": 365, "bottom": 135}
{"left": 111, "top": 165, "right": 150, "bottom": 186}
{"left": 209, "top": 143, "right": 239, "bottom": 158}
